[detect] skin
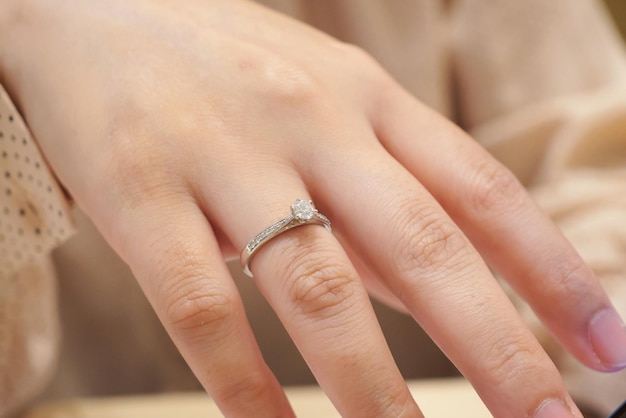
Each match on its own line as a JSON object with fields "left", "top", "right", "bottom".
{"left": 0, "top": 0, "right": 623, "bottom": 416}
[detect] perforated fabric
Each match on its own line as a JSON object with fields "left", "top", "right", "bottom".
{"left": 0, "top": 85, "right": 74, "bottom": 416}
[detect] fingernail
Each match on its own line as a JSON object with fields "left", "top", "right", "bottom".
{"left": 588, "top": 309, "right": 626, "bottom": 370}
{"left": 534, "top": 399, "right": 574, "bottom": 418}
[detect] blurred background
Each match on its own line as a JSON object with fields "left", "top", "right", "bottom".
{"left": 606, "top": 0, "right": 626, "bottom": 38}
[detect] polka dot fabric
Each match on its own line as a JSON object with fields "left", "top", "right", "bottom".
{"left": 0, "top": 84, "right": 74, "bottom": 415}
{"left": 0, "top": 84, "right": 75, "bottom": 278}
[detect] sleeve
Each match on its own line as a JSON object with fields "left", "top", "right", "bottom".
{"left": 451, "top": 0, "right": 626, "bottom": 414}
{"left": 0, "top": 84, "right": 75, "bottom": 416}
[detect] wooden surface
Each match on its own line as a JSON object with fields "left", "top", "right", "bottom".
{"left": 23, "top": 378, "right": 491, "bottom": 418}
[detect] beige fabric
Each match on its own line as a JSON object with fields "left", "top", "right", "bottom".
{"left": 1, "top": 0, "right": 626, "bottom": 416}
{"left": 260, "top": 0, "right": 451, "bottom": 116}
{"left": 0, "top": 85, "right": 74, "bottom": 280}
{"left": 0, "top": 86, "right": 74, "bottom": 417}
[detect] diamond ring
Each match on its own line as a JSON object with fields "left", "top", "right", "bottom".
{"left": 240, "top": 199, "right": 332, "bottom": 277}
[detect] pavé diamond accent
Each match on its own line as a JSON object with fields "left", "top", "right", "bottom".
{"left": 241, "top": 199, "right": 331, "bottom": 277}
{"left": 245, "top": 217, "right": 291, "bottom": 252}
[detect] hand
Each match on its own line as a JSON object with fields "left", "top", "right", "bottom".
{"left": 2, "top": 0, "right": 624, "bottom": 416}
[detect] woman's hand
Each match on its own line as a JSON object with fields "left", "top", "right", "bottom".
{"left": 2, "top": 0, "right": 625, "bottom": 416}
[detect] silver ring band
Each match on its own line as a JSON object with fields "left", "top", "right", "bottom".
{"left": 240, "top": 199, "right": 331, "bottom": 277}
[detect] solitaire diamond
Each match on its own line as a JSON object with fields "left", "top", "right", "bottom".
{"left": 291, "top": 199, "right": 315, "bottom": 222}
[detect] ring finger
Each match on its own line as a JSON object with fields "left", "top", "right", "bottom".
{"left": 198, "top": 166, "right": 422, "bottom": 417}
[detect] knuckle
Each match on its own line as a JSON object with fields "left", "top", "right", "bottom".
{"left": 466, "top": 158, "right": 525, "bottom": 216}
{"left": 165, "top": 289, "right": 235, "bottom": 341}
{"left": 281, "top": 244, "right": 359, "bottom": 318}
{"left": 245, "top": 52, "right": 321, "bottom": 106}
{"left": 212, "top": 372, "right": 274, "bottom": 407}
{"left": 371, "top": 385, "right": 416, "bottom": 418}
{"left": 394, "top": 203, "right": 469, "bottom": 274}
{"left": 543, "top": 256, "right": 591, "bottom": 302}
{"left": 555, "top": 257, "right": 589, "bottom": 290}
{"left": 162, "top": 273, "right": 235, "bottom": 342}
{"left": 167, "top": 292, "right": 233, "bottom": 330}
{"left": 484, "top": 334, "right": 543, "bottom": 386}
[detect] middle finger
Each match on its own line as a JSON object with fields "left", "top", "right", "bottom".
{"left": 306, "top": 140, "right": 582, "bottom": 418}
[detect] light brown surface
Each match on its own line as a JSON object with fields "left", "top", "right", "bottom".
{"left": 23, "top": 378, "right": 490, "bottom": 418}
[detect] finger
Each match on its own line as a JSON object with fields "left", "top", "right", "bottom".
{"left": 199, "top": 170, "right": 422, "bottom": 417}
{"left": 372, "top": 84, "right": 626, "bottom": 372}
{"left": 342, "top": 235, "right": 409, "bottom": 314}
{"left": 305, "top": 138, "right": 582, "bottom": 417}
{"left": 106, "top": 198, "right": 294, "bottom": 418}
